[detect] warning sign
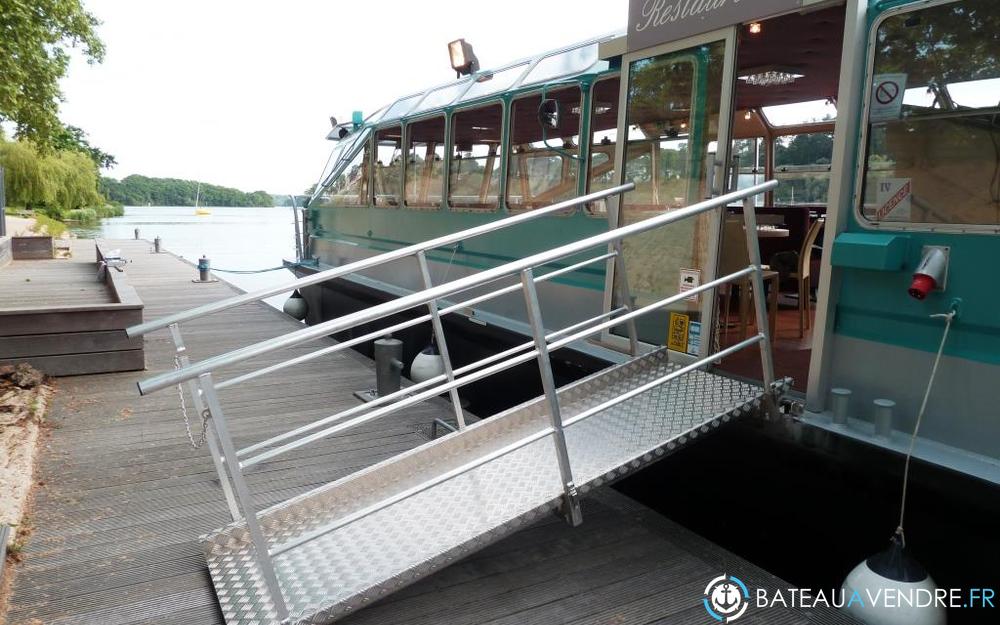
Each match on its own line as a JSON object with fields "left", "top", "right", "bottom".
{"left": 678, "top": 268, "right": 701, "bottom": 302}
{"left": 870, "top": 73, "right": 907, "bottom": 122}
{"left": 667, "top": 312, "right": 689, "bottom": 353}
{"left": 875, "top": 178, "right": 912, "bottom": 222}
{"left": 686, "top": 321, "right": 702, "bottom": 356}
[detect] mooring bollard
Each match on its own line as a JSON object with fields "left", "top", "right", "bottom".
{"left": 198, "top": 255, "right": 211, "bottom": 282}
{"left": 154, "top": 236, "right": 161, "bottom": 253}
{"left": 373, "top": 336, "right": 404, "bottom": 398}
{"left": 134, "top": 227, "right": 140, "bottom": 240}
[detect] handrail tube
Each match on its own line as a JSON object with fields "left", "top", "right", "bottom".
{"left": 126, "top": 183, "right": 636, "bottom": 338}
{"left": 562, "top": 334, "right": 765, "bottom": 428}
{"left": 269, "top": 426, "right": 557, "bottom": 557}
{"left": 138, "top": 180, "right": 777, "bottom": 395}
{"left": 241, "top": 265, "right": 757, "bottom": 466}
{"left": 218, "top": 251, "right": 617, "bottom": 392}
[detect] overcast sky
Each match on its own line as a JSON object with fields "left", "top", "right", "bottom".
{"left": 59, "top": 0, "right": 625, "bottom": 196}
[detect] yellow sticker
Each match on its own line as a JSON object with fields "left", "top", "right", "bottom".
{"left": 667, "top": 312, "right": 689, "bottom": 352}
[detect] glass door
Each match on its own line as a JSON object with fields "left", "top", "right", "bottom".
{"left": 607, "top": 29, "right": 737, "bottom": 361}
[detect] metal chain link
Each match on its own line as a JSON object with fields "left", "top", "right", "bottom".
{"left": 174, "top": 355, "right": 209, "bottom": 448}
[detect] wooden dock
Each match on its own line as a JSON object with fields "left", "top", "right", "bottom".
{"left": 3, "top": 239, "right": 858, "bottom": 625}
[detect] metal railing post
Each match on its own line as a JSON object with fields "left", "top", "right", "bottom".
{"left": 199, "top": 373, "right": 289, "bottom": 621}
{"left": 611, "top": 241, "right": 639, "bottom": 356}
{"left": 740, "top": 197, "right": 778, "bottom": 413}
{"left": 168, "top": 324, "right": 240, "bottom": 521}
{"left": 416, "top": 250, "right": 466, "bottom": 430}
{"left": 520, "top": 268, "right": 582, "bottom": 527}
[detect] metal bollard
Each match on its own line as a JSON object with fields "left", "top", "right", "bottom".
{"left": 154, "top": 236, "right": 161, "bottom": 253}
{"left": 373, "top": 337, "right": 404, "bottom": 398}
{"left": 198, "top": 255, "right": 211, "bottom": 282}
{"left": 134, "top": 228, "right": 140, "bottom": 240}
{"left": 830, "top": 388, "right": 851, "bottom": 425}
{"left": 873, "top": 399, "right": 895, "bottom": 438}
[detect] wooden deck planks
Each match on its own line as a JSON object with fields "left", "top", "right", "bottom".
{"left": 4, "top": 239, "right": 857, "bottom": 625}
{"left": 0, "top": 239, "right": 111, "bottom": 309}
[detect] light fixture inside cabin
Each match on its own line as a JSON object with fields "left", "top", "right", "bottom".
{"left": 739, "top": 66, "right": 804, "bottom": 87}
{"left": 448, "top": 39, "right": 480, "bottom": 78}
{"left": 744, "top": 110, "right": 753, "bottom": 120}
{"left": 748, "top": 22, "right": 762, "bottom": 35}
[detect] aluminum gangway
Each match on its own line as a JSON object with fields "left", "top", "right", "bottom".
{"left": 129, "top": 180, "right": 786, "bottom": 625}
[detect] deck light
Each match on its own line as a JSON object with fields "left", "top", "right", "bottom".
{"left": 748, "top": 22, "right": 762, "bottom": 35}
{"left": 448, "top": 39, "right": 480, "bottom": 77}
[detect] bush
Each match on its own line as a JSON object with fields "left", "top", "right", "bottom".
{"left": 93, "top": 204, "right": 124, "bottom": 218}
{"left": 65, "top": 207, "right": 98, "bottom": 223}
{"left": 30, "top": 213, "right": 67, "bottom": 237}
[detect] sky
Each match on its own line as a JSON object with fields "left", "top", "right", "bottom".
{"left": 59, "top": 0, "right": 625, "bottom": 196}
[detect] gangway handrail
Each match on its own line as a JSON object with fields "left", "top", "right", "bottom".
{"left": 137, "top": 180, "right": 778, "bottom": 396}
{"left": 125, "top": 182, "right": 636, "bottom": 338}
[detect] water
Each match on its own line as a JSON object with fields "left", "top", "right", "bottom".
{"left": 70, "top": 206, "right": 300, "bottom": 308}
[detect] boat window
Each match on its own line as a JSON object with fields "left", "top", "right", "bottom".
{"left": 762, "top": 99, "right": 837, "bottom": 126}
{"left": 522, "top": 44, "right": 602, "bottom": 87}
{"left": 461, "top": 63, "right": 529, "bottom": 102}
{"left": 506, "top": 87, "right": 581, "bottom": 212}
{"left": 412, "top": 80, "right": 471, "bottom": 115}
{"left": 321, "top": 136, "right": 371, "bottom": 207}
{"left": 374, "top": 126, "right": 403, "bottom": 208}
{"left": 382, "top": 93, "right": 422, "bottom": 121}
{"left": 859, "top": 0, "right": 1000, "bottom": 227}
{"left": 774, "top": 131, "right": 832, "bottom": 205}
{"left": 730, "top": 138, "right": 768, "bottom": 207}
{"left": 404, "top": 116, "right": 446, "bottom": 209}
{"left": 449, "top": 103, "right": 503, "bottom": 211}
{"left": 586, "top": 76, "right": 620, "bottom": 216}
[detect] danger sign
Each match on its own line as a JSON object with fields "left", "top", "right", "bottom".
{"left": 870, "top": 73, "right": 907, "bottom": 122}
{"left": 875, "top": 178, "right": 911, "bottom": 222}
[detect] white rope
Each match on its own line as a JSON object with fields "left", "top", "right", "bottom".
{"left": 895, "top": 309, "right": 955, "bottom": 547}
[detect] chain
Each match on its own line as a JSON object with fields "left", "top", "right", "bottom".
{"left": 174, "top": 355, "right": 210, "bottom": 448}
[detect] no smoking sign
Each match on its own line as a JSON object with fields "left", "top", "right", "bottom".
{"left": 870, "top": 73, "right": 907, "bottom": 121}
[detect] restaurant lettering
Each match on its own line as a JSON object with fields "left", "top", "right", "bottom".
{"left": 628, "top": 0, "right": 804, "bottom": 52}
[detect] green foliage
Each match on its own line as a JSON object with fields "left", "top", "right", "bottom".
{"left": 100, "top": 175, "right": 275, "bottom": 207}
{"left": 51, "top": 124, "right": 117, "bottom": 169}
{"left": 0, "top": 136, "right": 103, "bottom": 215}
{"left": 0, "top": 0, "right": 105, "bottom": 146}
{"left": 65, "top": 207, "right": 97, "bottom": 222}
{"left": 30, "top": 213, "right": 68, "bottom": 237}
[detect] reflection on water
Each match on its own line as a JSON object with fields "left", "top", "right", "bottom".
{"left": 70, "top": 206, "right": 300, "bottom": 308}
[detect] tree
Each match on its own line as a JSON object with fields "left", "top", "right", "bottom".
{"left": 52, "top": 124, "right": 117, "bottom": 169}
{"left": 0, "top": 0, "right": 105, "bottom": 146}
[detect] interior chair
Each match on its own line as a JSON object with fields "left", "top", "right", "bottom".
{"left": 718, "top": 217, "right": 778, "bottom": 342}
{"left": 788, "top": 218, "right": 825, "bottom": 337}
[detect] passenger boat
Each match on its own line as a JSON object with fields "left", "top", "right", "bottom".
{"left": 296, "top": 0, "right": 999, "bottom": 492}
{"left": 122, "top": 1, "right": 998, "bottom": 622}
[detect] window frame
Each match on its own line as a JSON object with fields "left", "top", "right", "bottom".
{"left": 402, "top": 113, "right": 448, "bottom": 211}
{"left": 584, "top": 74, "right": 622, "bottom": 218}
{"left": 773, "top": 130, "right": 834, "bottom": 207}
{"left": 446, "top": 99, "right": 507, "bottom": 213}
{"left": 504, "top": 85, "right": 584, "bottom": 215}
{"left": 372, "top": 123, "right": 404, "bottom": 209}
{"left": 853, "top": 0, "right": 1000, "bottom": 235}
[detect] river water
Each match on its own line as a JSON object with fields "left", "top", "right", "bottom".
{"left": 70, "top": 206, "right": 300, "bottom": 308}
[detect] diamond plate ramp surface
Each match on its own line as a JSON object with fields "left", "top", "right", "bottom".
{"left": 202, "top": 348, "right": 788, "bottom": 624}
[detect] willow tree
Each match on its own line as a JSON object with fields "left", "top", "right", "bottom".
{"left": 0, "top": 0, "right": 105, "bottom": 146}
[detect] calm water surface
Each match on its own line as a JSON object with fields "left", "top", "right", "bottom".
{"left": 70, "top": 206, "right": 300, "bottom": 308}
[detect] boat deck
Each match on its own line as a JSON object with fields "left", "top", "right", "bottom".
{"left": 3, "top": 239, "right": 858, "bottom": 625}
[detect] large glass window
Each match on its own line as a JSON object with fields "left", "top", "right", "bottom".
{"left": 373, "top": 126, "right": 402, "bottom": 207}
{"left": 774, "top": 131, "right": 833, "bottom": 205}
{"left": 323, "top": 137, "right": 371, "bottom": 207}
{"left": 586, "top": 77, "right": 620, "bottom": 216}
{"left": 506, "top": 87, "right": 581, "bottom": 211}
{"left": 860, "top": 0, "right": 1000, "bottom": 226}
{"left": 404, "top": 116, "right": 446, "bottom": 209}
{"left": 619, "top": 41, "right": 726, "bottom": 348}
{"left": 730, "top": 137, "right": 767, "bottom": 206}
{"left": 449, "top": 103, "right": 502, "bottom": 211}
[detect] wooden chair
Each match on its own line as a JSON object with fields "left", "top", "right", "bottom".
{"left": 789, "top": 218, "right": 825, "bottom": 337}
{"left": 718, "top": 218, "right": 779, "bottom": 342}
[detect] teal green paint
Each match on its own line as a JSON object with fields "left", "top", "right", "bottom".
{"left": 830, "top": 232, "right": 909, "bottom": 270}
{"left": 828, "top": 0, "right": 1000, "bottom": 366}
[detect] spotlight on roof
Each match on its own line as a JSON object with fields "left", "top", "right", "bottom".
{"left": 448, "top": 39, "right": 480, "bottom": 78}
{"left": 748, "top": 22, "right": 762, "bottom": 35}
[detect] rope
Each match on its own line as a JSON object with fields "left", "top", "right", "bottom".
{"left": 894, "top": 308, "right": 955, "bottom": 547}
{"left": 207, "top": 261, "right": 311, "bottom": 274}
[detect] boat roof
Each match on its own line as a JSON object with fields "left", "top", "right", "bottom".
{"left": 364, "top": 31, "right": 623, "bottom": 126}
